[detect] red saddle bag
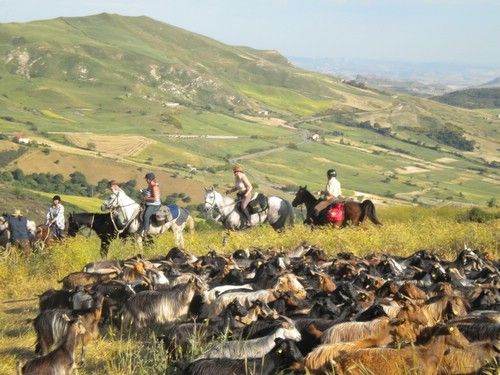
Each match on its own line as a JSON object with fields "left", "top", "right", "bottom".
{"left": 326, "top": 202, "right": 345, "bottom": 224}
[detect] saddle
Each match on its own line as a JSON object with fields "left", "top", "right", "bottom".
{"left": 247, "top": 193, "right": 268, "bottom": 215}
{"left": 152, "top": 204, "right": 179, "bottom": 224}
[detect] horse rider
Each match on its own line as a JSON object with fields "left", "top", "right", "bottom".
{"left": 6, "top": 209, "right": 31, "bottom": 256}
{"left": 314, "top": 168, "right": 342, "bottom": 216}
{"left": 141, "top": 172, "right": 161, "bottom": 236}
{"left": 226, "top": 164, "right": 253, "bottom": 228}
{"left": 46, "top": 195, "right": 65, "bottom": 240}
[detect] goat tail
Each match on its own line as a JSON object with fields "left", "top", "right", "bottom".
{"left": 186, "top": 215, "right": 195, "bottom": 234}
{"left": 361, "top": 200, "right": 382, "bottom": 225}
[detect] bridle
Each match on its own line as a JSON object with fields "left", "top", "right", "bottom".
{"left": 205, "top": 191, "right": 242, "bottom": 223}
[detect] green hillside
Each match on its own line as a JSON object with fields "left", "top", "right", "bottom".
{"left": 0, "top": 14, "right": 498, "bottom": 207}
{"left": 433, "top": 87, "right": 500, "bottom": 109}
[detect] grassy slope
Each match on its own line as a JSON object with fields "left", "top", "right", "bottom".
{"left": 432, "top": 87, "right": 500, "bottom": 109}
{"left": 0, "top": 14, "right": 498, "bottom": 206}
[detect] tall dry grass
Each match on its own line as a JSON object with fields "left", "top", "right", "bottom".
{"left": 0, "top": 206, "right": 498, "bottom": 374}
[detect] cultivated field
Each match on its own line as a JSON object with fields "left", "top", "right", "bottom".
{"left": 64, "top": 133, "right": 156, "bottom": 157}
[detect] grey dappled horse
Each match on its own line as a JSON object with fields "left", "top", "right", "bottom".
{"left": 203, "top": 187, "right": 294, "bottom": 231}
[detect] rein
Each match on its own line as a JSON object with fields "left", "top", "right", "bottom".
{"left": 205, "top": 194, "right": 242, "bottom": 223}
{"left": 86, "top": 214, "right": 95, "bottom": 238}
{"left": 109, "top": 208, "right": 140, "bottom": 238}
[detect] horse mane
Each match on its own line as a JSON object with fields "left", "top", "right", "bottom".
{"left": 300, "top": 187, "right": 317, "bottom": 202}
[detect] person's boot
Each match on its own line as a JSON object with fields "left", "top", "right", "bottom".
{"left": 241, "top": 207, "right": 252, "bottom": 229}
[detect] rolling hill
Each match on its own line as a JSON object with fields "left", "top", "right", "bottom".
{"left": 433, "top": 87, "right": 500, "bottom": 109}
{"left": 0, "top": 13, "right": 498, "bottom": 211}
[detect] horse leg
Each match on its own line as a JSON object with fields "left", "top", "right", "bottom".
{"left": 135, "top": 234, "right": 144, "bottom": 250}
{"left": 100, "top": 237, "right": 110, "bottom": 258}
{"left": 173, "top": 225, "right": 185, "bottom": 249}
{"left": 346, "top": 205, "right": 361, "bottom": 226}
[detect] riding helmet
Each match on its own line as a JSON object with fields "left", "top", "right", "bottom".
{"left": 327, "top": 169, "right": 337, "bottom": 178}
{"left": 52, "top": 195, "right": 61, "bottom": 202}
{"left": 144, "top": 172, "right": 156, "bottom": 180}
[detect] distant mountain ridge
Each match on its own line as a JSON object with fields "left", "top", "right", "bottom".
{"left": 479, "top": 77, "right": 500, "bottom": 88}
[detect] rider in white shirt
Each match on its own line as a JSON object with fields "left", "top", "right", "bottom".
{"left": 314, "top": 169, "right": 342, "bottom": 216}
{"left": 46, "top": 195, "right": 65, "bottom": 239}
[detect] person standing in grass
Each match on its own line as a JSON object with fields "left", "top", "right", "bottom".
{"left": 6, "top": 209, "right": 31, "bottom": 256}
{"left": 314, "top": 168, "right": 342, "bottom": 216}
{"left": 141, "top": 172, "right": 161, "bottom": 236}
{"left": 46, "top": 195, "right": 65, "bottom": 240}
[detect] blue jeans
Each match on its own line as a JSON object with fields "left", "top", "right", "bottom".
{"left": 143, "top": 205, "right": 160, "bottom": 232}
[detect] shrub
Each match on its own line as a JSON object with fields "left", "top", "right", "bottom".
{"left": 457, "top": 207, "right": 498, "bottom": 223}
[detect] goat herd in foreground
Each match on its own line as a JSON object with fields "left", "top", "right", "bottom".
{"left": 18, "top": 243, "right": 499, "bottom": 375}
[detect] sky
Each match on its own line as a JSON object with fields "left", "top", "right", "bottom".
{"left": 0, "top": 0, "right": 499, "bottom": 66}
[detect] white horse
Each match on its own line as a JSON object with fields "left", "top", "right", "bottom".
{"left": 101, "top": 188, "right": 194, "bottom": 248}
{"left": 204, "top": 187, "right": 294, "bottom": 231}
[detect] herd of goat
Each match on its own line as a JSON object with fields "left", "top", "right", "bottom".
{"left": 17, "top": 243, "right": 499, "bottom": 374}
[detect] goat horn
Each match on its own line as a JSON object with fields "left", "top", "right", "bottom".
{"left": 279, "top": 314, "right": 295, "bottom": 326}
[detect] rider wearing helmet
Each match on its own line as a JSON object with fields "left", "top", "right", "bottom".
{"left": 314, "top": 168, "right": 342, "bottom": 216}
{"left": 142, "top": 172, "right": 161, "bottom": 236}
{"left": 46, "top": 195, "right": 65, "bottom": 239}
{"left": 226, "top": 164, "right": 253, "bottom": 228}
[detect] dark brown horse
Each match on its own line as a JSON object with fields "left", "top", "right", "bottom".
{"left": 292, "top": 186, "right": 382, "bottom": 227}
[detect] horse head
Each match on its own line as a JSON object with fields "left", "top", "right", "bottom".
{"left": 292, "top": 185, "right": 308, "bottom": 207}
{"left": 67, "top": 213, "right": 79, "bottom": 237}
{"left": 101, "top": 190, "right": 120, "bottom": 212}
{"left": 203, "top": 187, "right": 219, "bottom": 212}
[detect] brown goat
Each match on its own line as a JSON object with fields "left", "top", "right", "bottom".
{"left": 34, "top": 294, "right": 104, "bottom": 363}
{"left": 306, "top": 335, "right": 393, "bottom": 374}
{"left": 20, "top": 317, "right": 86, "bottom": 375}
{"left": 419, "top": 295, "right": 469, "bottom": 327}
{"left": 398, "top": 282, "right": 427, "bottom": 301}
{"left": 318, "top": 273, "right": 336, "bottom": 293}
{"left": 439, "top": 341, "right": 500, "bottom": 375}
{"left": 333, "top": 326, "right": 469, "bottom": 375}
{"left": 76, "top": 294, "right": 105, "bottom": 363}
{"left": 59, "top": 271, "right": 118, "bottom": 290}
{"left": 321, "top": 317, "right": 418, "bottom": 345}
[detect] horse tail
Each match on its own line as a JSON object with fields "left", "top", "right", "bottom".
{"left": 186, "top": 215, "right": 195, "bottom": 234}
{"left": 361, "top": 200, "right": 382, "bottom": 225}
{"left": 271, "top": 199, "right": 294, "bottom": 231}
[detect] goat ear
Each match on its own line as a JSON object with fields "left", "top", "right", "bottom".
{"left": 389, "top": 318, "right": 405, "bottom": 326}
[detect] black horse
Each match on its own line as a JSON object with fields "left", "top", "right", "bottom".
{"left": 67, "top": 212, "right": 131, "bottom": 257}
{"left": 292, "top": 186, "right": 382, "bottom": 227}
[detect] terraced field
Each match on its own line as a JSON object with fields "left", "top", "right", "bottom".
{"left": 64, "top": 133, "right": 156, "bottom": 157}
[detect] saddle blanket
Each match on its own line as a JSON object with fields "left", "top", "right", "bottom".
{"left": 326, "top": 202, "right": 345, "bottom": 224}
{"left": 248, "top": 193, "right": 268, "bottom": 214}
